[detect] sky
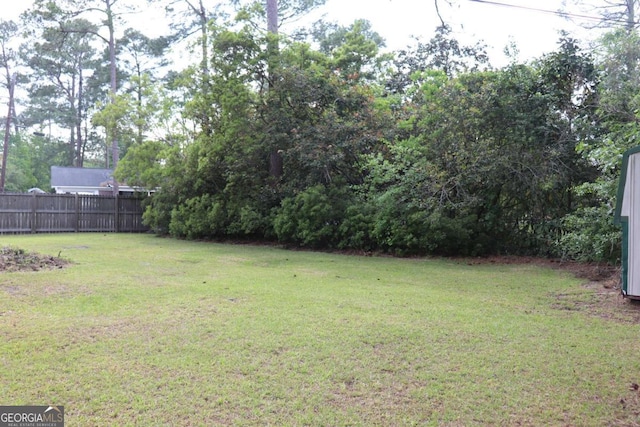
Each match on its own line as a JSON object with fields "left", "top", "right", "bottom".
{"left": 300, "top": 0, "right": 593, "bottom": 66}
{"left": 1, "top": 0, "right": 593, "bottom": 67}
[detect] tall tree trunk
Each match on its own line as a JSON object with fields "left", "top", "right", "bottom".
{"left": 266, "top": 0, "right": 283, "bottom": 180}
{"left": 106, "top": 0, "right": 119, "bottom": 193}
{"left": 198, "top": 0, "right": 209, "bottom": 78}
{"left": 267, "top": 0, "right": 278, "bottom": 34}
{"left": 0, "top": 73, "right": 16, "bottom": 192}
{"left": 626, "top": 0, "right": 636, "bottom": 31}
{"left": 76, "top": 65, "right": 84, "bottom": 167}
{"left": 266, "top": 0, "right": 279, "bottom": 78}
{"left": 10, "top": 92, "right": 17, "bottom": 134}
{"left": 69, "top": 127, "right": 75, "bottom": 165}
{"left": 136, "top": 79, "right": 143, "bottom": 145}
{"left": 197, "top": 0, "right": 212, "bottom": 135}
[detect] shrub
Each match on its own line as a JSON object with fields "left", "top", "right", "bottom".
{"left": 273, "top": 185, "right": 349, "bottom": 248}
{"left": 556, "top": 205, "right": 621, "bottom": 263}
{"left": 554, "top": 179, "right": 621, "bottom": 263}
{"left": 338, "top": 201, "right": 376, "bottom": 251}
{"left": 169, "top": 194, "right": 226, "bottom": 239}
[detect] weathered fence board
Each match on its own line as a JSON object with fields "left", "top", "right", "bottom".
{"left": 0, "top": 193, "right": 149, "bottom": 234}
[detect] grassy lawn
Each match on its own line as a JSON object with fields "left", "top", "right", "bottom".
{"left": 1, "top": 233, "right": 639, "bottom": 426}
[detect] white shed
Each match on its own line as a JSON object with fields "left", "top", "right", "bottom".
{"left": 615, "top": 146, "right": 640, "bottom": 298}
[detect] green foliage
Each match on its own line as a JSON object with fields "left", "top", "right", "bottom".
{"left": 2, "top": 133, "right": 72, "bottom": 192}
{"left": 555, "top": 172, "right": 622, "bottom": 263}
{"left": 337, "top": 200, "right": 376, "bottom": 251}
{"left": 4, "top": 135, "right": 37, "bottom": 192}
{"left": 91, "top": 94, "right": 135, "bottom": 160}
{"left": 146, "top": 21, "right": 390, "bottom": 246}
{"left": 169, "top": 194, "right": 226, "bottom": 239}
{"left": 273, "top": 184, "right": 350, "bottom": 248}
{"left": 114, "top": 140, "right": 166, "bottom": 189}
{"left": 326, "top": 19, "right": 383, "bottom": 81}
{"left": 369, "top": 186, "right": 432, "bottom": 255}
{"left": 554, "top": 29, "right": 640, "bottom": 263}
{"left": 386, "top": 25, "right": 489, "bottom": 95}
{"left": 356, "top": 145, "right": 480, "bottom": 256}
{"left": 137, "top": 24, "right": 609, "bottom": 260}
{"left": 17, "top": 7, "right": 636, "bottom": 263}
{"left": 233, "top": 204, "right": 273, "bottom": 237}
{"left": 559, "top": 208, "right": 621, "bottom": 263}
{"left": 140, "top": 144, "right": 193, "bottom": 234}
{"left": 345, "top": 36, "right": 599, "bottom": 258}
{"left": 20, "top": 13, "right": 101, "bottom": 167}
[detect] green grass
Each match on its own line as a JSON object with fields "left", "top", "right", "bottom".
{"left": 1, "top": 233, "right": 639, "bottom": 426}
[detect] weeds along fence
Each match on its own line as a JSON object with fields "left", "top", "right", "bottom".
{"left": 0, "top": 193, "right": 149, "bottom": 234}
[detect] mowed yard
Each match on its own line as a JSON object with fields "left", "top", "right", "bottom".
{"left": 1, "top": 233, "right": 640, "bottom": 426}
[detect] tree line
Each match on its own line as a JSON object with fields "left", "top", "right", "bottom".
{"left": 2, "top": 0, "right": 640, "bottom": 262}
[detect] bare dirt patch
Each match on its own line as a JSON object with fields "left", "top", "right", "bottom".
{"left": 0, "top": 246, "right": 69, "bottom": 272}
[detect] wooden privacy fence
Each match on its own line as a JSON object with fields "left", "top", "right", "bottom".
{"left": 0, "top": 193, "right": 149, "bottom": 234}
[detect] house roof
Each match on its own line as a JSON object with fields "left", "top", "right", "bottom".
{"left": 51, "top": 166, "right": 114, "bottom": 188}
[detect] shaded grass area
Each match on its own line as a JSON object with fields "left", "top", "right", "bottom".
{"left": 1, "top": 233, "right": 640, "bottom": 426}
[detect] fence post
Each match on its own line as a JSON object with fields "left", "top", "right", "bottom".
{"left": 31, "top": 192, "right": 37, "bottom": 234}
{"left": 75, "top": 193, "right": 79, "bottom": 232}
{"left": 115, "top": 194, "right": 119, "bottom": 232}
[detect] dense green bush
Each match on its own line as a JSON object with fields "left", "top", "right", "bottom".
{"left": 127, "top": 25, "right": 623, "bottom": 263}
{"left": 273, "top": 185, "right": 349, "bottom": 248}
{"left": 557, "top": 205, "right": 621, "bottom": 262}
{"left": 368, "top": 187, "right": 432, "bottom": 255}
{"left": 337, "top": 200, "right": 376, "bottom": 251}
{"left": 554, "top": 180, "right": 622, "bottom": 263}
{"left": 169, "top": 195, "right": 226, "bottom": 239}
